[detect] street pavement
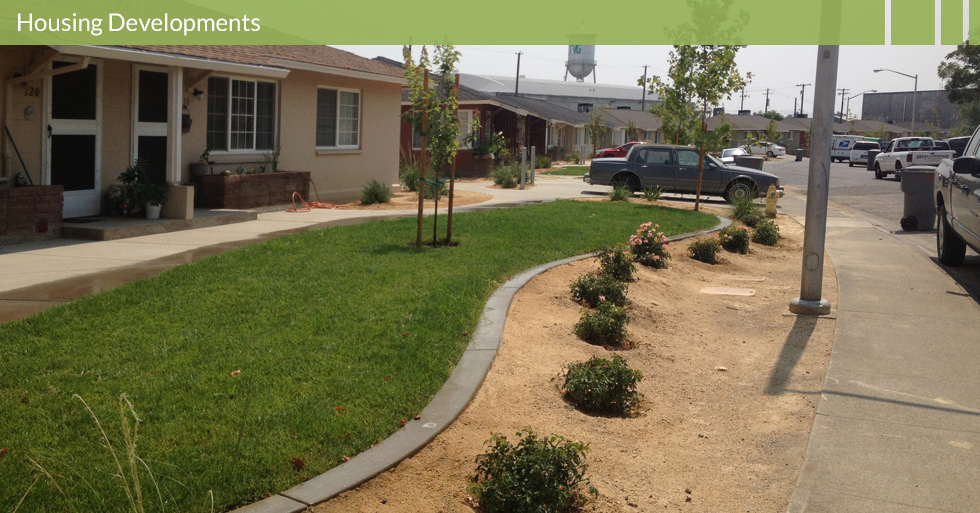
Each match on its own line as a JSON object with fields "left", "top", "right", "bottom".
{"left": 1, "top": 165, "right": 978, "bottom": 512}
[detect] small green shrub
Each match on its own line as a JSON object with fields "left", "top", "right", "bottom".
{"left": 492, "top": 165, "right": 520, "bottom": 188}
{"left": 719, "top": 225, "right": 750, "bottom": 254}
{"left": 568, "top": 150, "right": 581, "bottom": 163}
{"left": 629, "top": 221, "right": 670, "bottom": 268}
{"left": 360, "top": 179, "right": 392, "bottom": 204}
{"left": 399, "top": 161, "right": 421, "bottom": 192}
{"left": 597, "top": 247, "right": 636, "bottom": 282}
{"left": 469, "top": 429, "right": 597, "bottom": 513}
{"left": 399, "top": 162, "right": 448, "bottom": 199}
{"left": 752, "top": 218, "right": 781, "bottom": 246}
{"left": 689, "top": 239, "right": 721, "bottom": 264}
{"left": 730, "top": 196, "right": 763, "bottom": 227}
{"left": 570, "top": 273, "right": 627, "bottom": 308}
{"left": 641, "top": 186, "right": 662, "bottom": 201}
{"left": 535, "top": 156, "right": 552, "bottom": 169}
{"left": 562, "top": 355, "right": 643, "bottom": 416}
{"left": 497, "top": 148, "right": 514, "bottom": 166}
{"left": 575, "top": 300, "right": 629, "bottom": 346}
{"left": 741, "top": 211, "right": 763, "bottom": 228}
{"left": 608, "top": 184, "right": 632, "bottom": 202}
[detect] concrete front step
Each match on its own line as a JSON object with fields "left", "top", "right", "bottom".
{"left": 62, "top": 209, "right": 258, "bottom": 241}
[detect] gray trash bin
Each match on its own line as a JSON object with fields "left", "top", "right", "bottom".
{"left": 866, "top": 149, "right": 880, "bottom": 171}
{"left": 795, "top": 148, "right": 805, "bottom": 162}
{"left": 899, "top": 166, "right": 936, "bottom": 231}
{"left": 734, "top": 155, "right": 764, "bottom": 170}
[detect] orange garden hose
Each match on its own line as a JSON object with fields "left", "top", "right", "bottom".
{"left": 286, "top": 180, "right": 350, "bottom": 212}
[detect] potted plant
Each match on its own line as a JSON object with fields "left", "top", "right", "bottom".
{"left": 470, "top": 131, "right": 506, "bottom": 176}
{"left": 190, "top": 147, "right": 213, "bottom": 177}
{"left": 118, "top": 158, "right": 169, "bottom": 219}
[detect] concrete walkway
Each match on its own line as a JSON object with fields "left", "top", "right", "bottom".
{"left": 777, "top": 193, "right": 980, "bottom": 513}
{"left": 2, "top": 174, "right": 978, "bottom": 512}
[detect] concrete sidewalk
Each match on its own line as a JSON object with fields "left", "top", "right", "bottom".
{"left": 777, "top": 193, "right": 980, "bottom": 512}
{"left": 1, "top": 176, "right": 977, "bottom": 511}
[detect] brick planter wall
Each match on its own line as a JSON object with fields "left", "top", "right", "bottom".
{"left": 194, "top": 171, "right": 311, "bottom": 210}
{"left": 0, "top": 185, "right": 64, "bottom": 244}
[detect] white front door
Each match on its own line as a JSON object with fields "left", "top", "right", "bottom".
{"left": 45, "top": 59, "right": 102, "bottom": 219}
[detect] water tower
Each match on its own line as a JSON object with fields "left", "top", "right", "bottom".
{"left": 565, "top": 44, "right": 596, "bottom": 83}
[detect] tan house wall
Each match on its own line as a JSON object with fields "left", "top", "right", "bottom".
{"left": 181, "top": 68, "right": 401, "bottom": 203}
{"left": 1, "top": 46, "right": 44, "bottom": 185}
{"left": 102, "top": 59, "right": 132, "bottom": 194}
{"left": 278, "top": 69, "right": 401, "bottom": 203}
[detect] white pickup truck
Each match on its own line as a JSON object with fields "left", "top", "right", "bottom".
{"left": 873, "top": 137, "right": 955, "bottom": 180}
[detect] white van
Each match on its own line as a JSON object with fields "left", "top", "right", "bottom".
{"left": 831, "top": 135, "right": 865, "bottom": 162}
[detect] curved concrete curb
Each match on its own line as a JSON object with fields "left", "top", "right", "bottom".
{"left": 233, "top": 215, "right": 731, "bottom": 513}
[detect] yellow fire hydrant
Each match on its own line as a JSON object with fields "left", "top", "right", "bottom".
{"left": 765, "top": 184, "right": 779, "bottom": 217}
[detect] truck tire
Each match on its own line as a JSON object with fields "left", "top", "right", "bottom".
{"left": 894, "top": 161, "right": 902, "bottom": 182}
{"left": 725, "top": 180, "right": 757, "bottom": 203}
{"left": 874, "top": 162, "right": 884, "bottom": 179}
{"left": 937, "top": 204, "right": 966, "bottom": 266}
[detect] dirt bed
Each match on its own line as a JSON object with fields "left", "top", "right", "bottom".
{"left": 314, "top": 206, "right": 837, "bottom": 513}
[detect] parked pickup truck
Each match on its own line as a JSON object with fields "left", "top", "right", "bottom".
{"left": 873, "top": 137, "right": 955, "bottom": 180}
{"left": 935, "top": 125, "right": 980, "bottom": 266}
{"left": 584, "top": 143, "right": 783, "bottom": 202}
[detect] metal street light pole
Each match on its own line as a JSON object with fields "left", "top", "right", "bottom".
{"left": 790, "top": 46, "right": 838, "bottom": 316}
{"left": 845, "top": 89, "right": 877, "bottom": 122}
{"left": 874, "top": 68, "right": 918, "bottom": 134}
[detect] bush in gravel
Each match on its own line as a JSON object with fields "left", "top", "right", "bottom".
{"left": 689, "top": 239, "right": 721, "bottom": 264}
{"left": 562, "top": 355, "right": 643, "bottom": 417}
{"left": 399, "top": 162, "right": 447, "bottom": 199}
{"left": 608, "top": 183, "right": 632, "bottom": 202}
{"left": 535, "top": 156, "right": 552, "bottom": 169}
{"left": 641, "top": 186, "right": 663, "bottom": 201}
{"left": 730, "top": 196, "right": 763, "bottom": 227}
{"left": 570, "top": 273, "right": 627, "bottom": 308}
{"left": 574, "top": 300, "right": 629, "bottom": 346}
{"left": 492, "top": 165, "right": 520, "bottom": 188}
{"left": 360, "top": 179, "right": 392, "bottom": 205}
{"left": 597, "top": 246, "right": 636, "bottom": 282}
{"left": 469, "top": 429, "right": 597, "bottom": 513}
{"left": 752, "top": 218, "right": 781, "bottom": 246}
{"left": 629, "top": 221, "right": 670, "bottom": 268}
{"left": 719, "top": 225, "right": 750, "bottom": 254}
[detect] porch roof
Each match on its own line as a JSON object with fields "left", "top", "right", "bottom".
{"left": 51, "top": 45, "right": 405, "bottom": 83}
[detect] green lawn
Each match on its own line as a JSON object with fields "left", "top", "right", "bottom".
{"left": 542, "top": 166, "right": 589, "bottom": 176}
{"left": 0, "top": 200, "right": 717, "bottom": 512}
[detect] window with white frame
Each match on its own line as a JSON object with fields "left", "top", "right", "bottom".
{"left": 413, "top": 110, "right": 475, "bottom": 150}
{"left": 207, "top": 77, "right": 276, "bottom": 152}
{"left": 316, "top": 88, "right": 361, "bottom": 149}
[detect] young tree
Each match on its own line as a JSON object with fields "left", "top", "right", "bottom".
{"left": 625, "top": 120, "right": 640, "bottom": 142}
{"left": 761, "top": 118, "right": 782, "bottom": 144}
{"left": 403, "top": 45, "right": 462, "bottom": 246}
{"left": 588, "top": 109, "right": 609, "bottom": 158}
{"left": 642, "top": 45, "right": 750, "bottom": 210}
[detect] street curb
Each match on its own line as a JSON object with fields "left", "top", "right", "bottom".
{"left": 232, "top": 214, "right": 731, "bottom": 513}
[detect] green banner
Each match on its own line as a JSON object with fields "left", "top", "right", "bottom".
{"left": 0, "top": 0, "right": 971, "bottom": 44}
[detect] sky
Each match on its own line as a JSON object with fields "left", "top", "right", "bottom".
{"left": 333, "top": 45, "right": 958, "bottom": 119}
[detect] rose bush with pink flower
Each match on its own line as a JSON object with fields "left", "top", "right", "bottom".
{"left": 629, "top": 222, "right": 670, "bottom": 269}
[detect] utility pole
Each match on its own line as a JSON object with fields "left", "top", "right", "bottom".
{"left": 739, "top": 88, "right": 749, "bottom": 111}
{"left": 837, "top": 88, "right": 849, "bottom": 121}
{"left": 764, "top": 88, "right": 771, "bottom": 114}
{"left": 641, "top": 65, "right": 648, "bottom": 111}
{"left": 797, "top": 83, "right": 811, "bottom": 117}
{"left": 514, "top": 52, "right": 522, "bottom": 95}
